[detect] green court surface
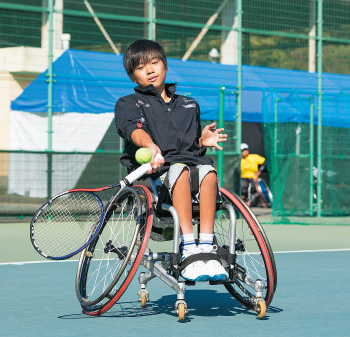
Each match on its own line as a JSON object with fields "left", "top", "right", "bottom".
{"left": 1, "top": 218, "right": 350, "bottom": 336}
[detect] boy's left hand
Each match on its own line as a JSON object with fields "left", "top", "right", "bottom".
{"left": 201, "top": 123, "right": 227, "bottom": 150}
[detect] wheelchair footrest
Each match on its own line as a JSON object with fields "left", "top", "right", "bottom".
{"left": 184, "top": 280, "right": 196, "bottom": 286}
{"left": 209, "top": 279, "right": 235, "bottom": 286}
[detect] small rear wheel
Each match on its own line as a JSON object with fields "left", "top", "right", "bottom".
{"left": 178, "top": 302, "right": 185, "bottom": 322}
{"left": 140, "top": 291, "right": 147, "bottom": 308}
{"left": 257, "top": 299, "right": 267, "bottom": 319}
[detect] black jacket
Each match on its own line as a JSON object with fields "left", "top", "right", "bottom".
{"left": 114, "top": 83, "right": 212, "bottom": 175}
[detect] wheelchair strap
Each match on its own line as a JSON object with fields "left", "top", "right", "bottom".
{"left": 170, "top": 246, "right": 236, "bottom": 275}
{"left": 155, "top": 173, "right": 170, "bottom": 212}
{"left": 188, "top": 166, "right": 199, "bottom": 197}
{"left": 215, "top": 245, "right": 236, "bottom": 265}
{"left": 179, "top": 253, "right": 220, "bottom": 271}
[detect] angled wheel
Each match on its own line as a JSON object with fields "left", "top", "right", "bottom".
{"left": 255, "top": 178, "right": 273, "bottom": 208}
{"left": 257, "top": 299, "right": 267, "bottom": 319}
{"left": 75, "top": 185, "right": 153, "bottom": 315}
{"left": 140, "top": 291, "right": 147, "bottom": 308}
{"left": 214, "top": 188, "right": 277, "bottom": 310}
{"left": 178, "top": 302, "right": 185, "bottom": 322}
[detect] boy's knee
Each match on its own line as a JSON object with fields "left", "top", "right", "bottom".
{"left": 169, "top": 164, "right": 190, "bottom": 182}
{"left": 203, "top": 171, "right": 217, "bottom": 183}
{"left": 177, "top": 167, "right": 190, "bottom": 182}
{"left": 169, "top": 165, "right": 190, "bottom": 193}
{"left": 201, "top": 171, "right": 217, "bottom": 188}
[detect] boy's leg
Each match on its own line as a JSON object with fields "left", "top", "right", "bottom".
{"left": 199, "top": 171, "right": 229, "bottom": 281}
{"left": 199, "top": 171, "right": 217, "bottom": 233}
{"left": 241, "top": 178, "right": 249, "bottom": 202}
{"left": 172, "top": 168, "right": 193, "bottom": 235}
{"left": 171, "top": 166, "right": 209, "bottom": 281}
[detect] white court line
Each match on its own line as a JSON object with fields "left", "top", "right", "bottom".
{"left": 274, "top": 248, "right": 350, "bottom": 254}
{"left": 0, "top": 248, "right": 350, "bottom": 266}
{"left": 0, "top": 259, "right": 79, "bottom": 266}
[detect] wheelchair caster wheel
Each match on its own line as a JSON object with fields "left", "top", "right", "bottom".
{"left": 178, "top": 302, "right": 185, "bottom": 322}
{"left": 140, "top": 292, "right": 147, "bottom": 308}
{"left": 175, "top": 300, "right": 187, "bottom": 322}
{"left": 138, "top": 289, "right": 149, "bottom": 308}
{"left": 257, "top": 299, "right": 266, "bottom": 319}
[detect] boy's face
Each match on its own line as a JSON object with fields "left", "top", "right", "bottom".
{"left": 132, "top": 57, "right": 167, "bottom": 90}
{"left": 241, "top": 149, "right": 249, "bottom": 158}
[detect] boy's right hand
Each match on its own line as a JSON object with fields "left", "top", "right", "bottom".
{"left": 131, "top": 129, "right": 164, "bottom": 173}
{"left": 147, "top": 144, "right": 165, "bottom": 173}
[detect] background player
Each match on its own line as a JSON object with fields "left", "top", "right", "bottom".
{"left": 240, "top": 143, "right": 266, "bottom": 206}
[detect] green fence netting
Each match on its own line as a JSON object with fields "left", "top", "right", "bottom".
{"left": 321, "top": 97, "right": 350, "bottom": 216}
{"left": 263, "top": 91, "right": 350, "bottom": 222}
{"left": 1, "top": 0, "right": 350, "bottom": 223}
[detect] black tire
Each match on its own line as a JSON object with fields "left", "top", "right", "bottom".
{"left": 75, "top": 186, "right": 153, "bottom": 315}
{"left": 214, "top": 188, "right": 277, "bottom": 309}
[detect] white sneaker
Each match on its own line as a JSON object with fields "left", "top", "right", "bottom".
{"left": 200, "top": 245, "right": 229, "bottom": 282}
{"left": 181, "top": 245, "right": 209, "bottom": 282}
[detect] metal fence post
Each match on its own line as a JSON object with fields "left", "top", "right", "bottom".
{"left": 235, "top": 0, "right": 242, "bottom": 153}
{"left": 218, "top": 86, "right": 225, "bottom": 186}
{"left": 46, "top": 0, "right": 54, "bottom": 199}
{"left": 148, "top": 0, "right": 154, "bottom": 40}
{"left": 273, "top": 97, "right": 279, "bottom": 216}
{"left": 316, "top": 0, "right": 323, "bottom": 217}
{"left": 235, "top": 0, "right": 243, "bottom": 196}
{"left": 309, "top": 100, "right": 315, "bottom": 215}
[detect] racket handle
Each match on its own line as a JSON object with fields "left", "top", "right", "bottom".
{"left": 121, "top": 153, "right": 162, "bottom": 187}
{"left": 122, "top": 163, "right": 151, "bottom": 187}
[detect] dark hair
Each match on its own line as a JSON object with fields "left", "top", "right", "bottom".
{"left": 123, "top": 39, "right": 167, "bottom": 79}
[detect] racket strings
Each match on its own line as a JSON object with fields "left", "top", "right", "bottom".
{"left": 85, "top": 198, "right": 140, "bottom": 300}
{"left": 34, "top": 192, "right": 102, "bottom": 257}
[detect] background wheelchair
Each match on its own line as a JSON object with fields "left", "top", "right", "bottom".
{"left": 75, "top": 177, "right": 277, "bottom": 321}
{"left": 247, "top": 177, "right": 273, "bottom": 208}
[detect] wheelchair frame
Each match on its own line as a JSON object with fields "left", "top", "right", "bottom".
{"left": 75, "top": 179, "right": 277, "bottom": 321}
{"left": 247, "top": 177, "right": 273, "bottom": 208}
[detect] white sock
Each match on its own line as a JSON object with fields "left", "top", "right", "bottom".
{"left": 181, "top": 233, "right": 196, "bottom": 251}
{"left": 199, "top": 233, "right": 214, "bottom": 249}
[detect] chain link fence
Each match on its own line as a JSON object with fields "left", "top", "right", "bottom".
{"left": 0, "top": 0, "right": 349, "bottom": 222}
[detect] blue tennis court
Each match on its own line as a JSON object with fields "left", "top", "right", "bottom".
{"left": 1, "top": 2, "right": 350, "bottom": 336}
{"left": 1, "top": 223, "right": 349, "bottom": 337}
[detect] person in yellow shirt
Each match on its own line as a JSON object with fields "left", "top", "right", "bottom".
{"left": 240, "top": 143, "right": 266, "bottom": 205}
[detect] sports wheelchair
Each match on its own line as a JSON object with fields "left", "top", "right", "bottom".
{"left": 75, "top": 177, "right": 277, "bottom": 321}
{"left": 246, "top": 177, "right": 273, "bottom": 208}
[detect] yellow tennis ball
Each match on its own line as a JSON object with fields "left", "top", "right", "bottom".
{"left": 135, "top": 148, "right": 152, "bottom": 164}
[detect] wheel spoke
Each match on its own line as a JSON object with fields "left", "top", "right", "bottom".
{"left": 75, "top": 186, "right": 153, "bottom": 314}
{"left": 215, "top": 188, "right": 276, "bottom": 310}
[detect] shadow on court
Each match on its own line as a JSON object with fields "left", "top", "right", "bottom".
{"left": 58, "top": 289, "right": 284, "bottom": 323}
{"left": 2, "top": 251, "right": 350, "bottom": 337}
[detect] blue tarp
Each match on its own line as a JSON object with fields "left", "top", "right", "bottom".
{"left": 11, "top": 49, "right": 350, "bottom": 127}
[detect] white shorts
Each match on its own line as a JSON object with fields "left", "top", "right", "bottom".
{"left": 152, "top": 163, "right": 219, "bottom": 202}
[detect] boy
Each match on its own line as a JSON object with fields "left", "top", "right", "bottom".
{"left": 241, "top": 143, "right": 266, "bottom": 205}
{"left": 114, "top": 39, "right": 228, "bottom": 282}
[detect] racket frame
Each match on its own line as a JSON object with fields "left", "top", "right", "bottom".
{"left": 30, "top": 190, "right": 106, "bottom": 260}
{"left": 30, "top": 160, "right": 155, "bottom": 260}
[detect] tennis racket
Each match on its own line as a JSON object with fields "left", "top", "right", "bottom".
{"left": 30, "top": 159, "right": 157, "bottom": 260}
